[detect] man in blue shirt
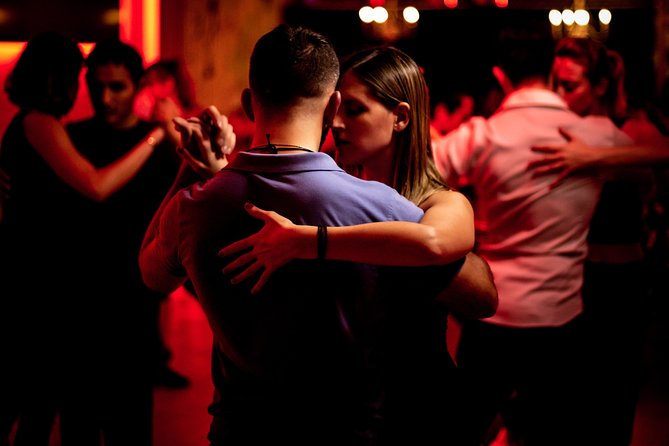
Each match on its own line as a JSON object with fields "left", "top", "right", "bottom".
{"left": 140, "top": 24, "right": 494, "bottom": 445}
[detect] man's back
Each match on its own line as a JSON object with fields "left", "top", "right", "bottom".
{"left": 139, "top": 24, "right": 481, "bottom": 445}
{"left": 434, "top": 87, "right": 631, "bottom": 327}
{"left": 149, "top": 150, "right": 424, "bottom": 444}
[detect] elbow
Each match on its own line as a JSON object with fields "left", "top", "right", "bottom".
{"left": 89, "top": 190, "right": 107, "bottom": 202}
{"left": 453, "top": 253, "right": 499, "bottom": 319}
{"left": 89, "top": 181, "right": 114, "bottom": 202}
{"left": 461, "top": 287, "right": 498, "bottom": 319}
{"left": 139, "top": 253, "right": 180, "bottom": 294}
{"left": 479, "top": 285, "right": 499, "bottom": 318}
{"left": 426, "top": 229, "right": 475, "bottom": 265}
{"left": 140, "top": 266, "right": 161, "bottom": 292}
{"left": 78, "top": 177, "right": 108, "bottom": 202}
{"left": 470, "top": 262, "right": 499, "bottom": 319}
{"left": 141, "top": 269, "right": 178, "bottom": 294}
{"left": 456, "top": 286, "right": 498, "bottom": 320}
{"left": 78, "top": 188, "right": 105, "bottom": 202}
{"left": 421, "top": 228, "right": 453, "bottom": 264}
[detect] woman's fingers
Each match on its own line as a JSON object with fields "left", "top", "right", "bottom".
{"left": 558, "top": 127, "right": 575, "bottom": 141}
{"left": 244, "top": 203, "right": 274, "bottom": 221}
{"left": 251, "top": 270, "right": 272, "bottom": 295}
{"left": 219, "top": 237, "right": 251, "bottom": 257}
{"left": 222, "top": 250, "right": 257, "bottom": 274}
{"left": 229, "top": 260, "right": 264, "bottom": 285}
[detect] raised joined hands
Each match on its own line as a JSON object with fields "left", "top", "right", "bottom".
{"left": 173, "top": 105, "right": 236, "bottom": 178}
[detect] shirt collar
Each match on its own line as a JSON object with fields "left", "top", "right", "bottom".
{"left": 498, "top": 87, "right": 569, "bottom": 112}
{"left": 226, "top": 151, "right": 345, "bottom": 174}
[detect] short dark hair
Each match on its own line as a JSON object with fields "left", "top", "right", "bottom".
{"left": 85, "top": 39, "right": 145, "bottom": 88}
{"left": 496, "top": 20, "right": 554, "bottom": 86}
{"left": 5, "top": 31, "right": 83, "bottom": 117}
{"left": 249, "top": 25, "right": 339, "bottom": 107}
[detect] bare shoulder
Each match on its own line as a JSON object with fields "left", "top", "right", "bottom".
{"left": 420, "top": 188, "right": 473, "bottom": 213}
{"left": 23, "top": 110, "right": 60, "bottom": 131}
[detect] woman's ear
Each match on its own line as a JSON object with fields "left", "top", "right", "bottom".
{"left": 241, "top": 88, "right": 255, "bottom": 123}
{"left": 393, "top": 101, "right": 411, "bottom": 132}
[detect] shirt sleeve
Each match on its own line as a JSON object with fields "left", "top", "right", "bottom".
{"left": 139, "top": 191, "right": 187, "bottom": 293}
{"left": 432, "top": 117, "right": 486, "bottom": 189}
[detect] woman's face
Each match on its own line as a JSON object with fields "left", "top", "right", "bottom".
{"left": 332, "top": 71, "right": 397, "bottom": 168}
{"left": 552, "top": 56, "right": 597, "bottom": 116}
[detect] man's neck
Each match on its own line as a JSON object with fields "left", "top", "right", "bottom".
{"left": 513, "top": 78, "right": 550, "bottom": 92}
{"left": 249, "top": 123, "right": 322, "bottom": 153}
{"left": 248, "top": 96, "right": 332, "bottom": 152}
{"left": 103, "top": 113, "right": 140, "bottom": 131}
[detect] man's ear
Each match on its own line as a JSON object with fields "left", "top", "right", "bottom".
{"left": 324, "top": 90, "right": 341, "bottom": 127}
{"left": 393, "top": 101, "right": 410, "bottom": 132}
{"left": 241, "top": 88, "right": 254, "bottom": 123}
{"left": 492, "top": 66, "right": 514, "bottom": 96}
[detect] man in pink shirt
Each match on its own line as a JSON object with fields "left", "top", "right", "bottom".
{"left": 432, "top": 22, "right": 631, "bottom": 446}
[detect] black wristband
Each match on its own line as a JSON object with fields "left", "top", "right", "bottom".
{"left": 317, "top": 224, "right": 328, "bottom": 261}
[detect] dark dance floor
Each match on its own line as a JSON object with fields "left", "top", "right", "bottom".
{"left": 156, "top": 288, "right": 669, "bottom": 446}
{"left": 16, "top": 286, "right": 669, "bottom": 446}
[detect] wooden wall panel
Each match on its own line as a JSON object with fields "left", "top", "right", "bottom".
{"left": 182, "top": 0, "right": 284, "bottom": 114}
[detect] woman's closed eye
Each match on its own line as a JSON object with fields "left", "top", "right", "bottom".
{"left": 342, "top": 102, "right": 367, "bottom": 117}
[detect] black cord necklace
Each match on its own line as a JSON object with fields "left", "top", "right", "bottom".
{"left": 247, "top": 134, "right": 314, "bottom": 154}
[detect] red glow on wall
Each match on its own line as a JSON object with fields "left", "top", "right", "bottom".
{"left": 119, "top": 0, "right": 160, "bottom": 65}
{"left": 0, "top": 0, "right": 159, "bottom": 136}
{"left": 444, "top": 0, "right": 458, "bottom": 8}
{"left": 0, "top": 43, "right": 96, "bottom": 137}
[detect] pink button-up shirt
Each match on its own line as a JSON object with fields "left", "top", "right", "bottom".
{"left": 433, "top": 88, "right": 632, "bottom": 327}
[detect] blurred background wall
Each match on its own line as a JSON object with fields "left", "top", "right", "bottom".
{"left": 0, "top": 0, "right": 666, "bottom": 138}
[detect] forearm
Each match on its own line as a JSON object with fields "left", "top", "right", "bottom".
{"left": 92, "top": 131, "right": 162, "bottom": 200}
{"left": 142, "top": 161, "right": 200, "bottom": 254}
{"left": 27, "top": 113, "right": 160, "bottom": 202}
{"left": 594, "top": 142, "right": 669, "bottom": 169}
{"left": 319, "top": 190, "right": 473, "bottom": 266}
{"left": 307, "top": 221, "right": 470, "bottom": 266}
{"left": 140, "top": 161, "right": 200, "bottom": 292}
{"left": 140, "top": 243, "right": 186, "bottom": 294}
{"left": 220, "top": 193, "right": 474, "bottom": 293}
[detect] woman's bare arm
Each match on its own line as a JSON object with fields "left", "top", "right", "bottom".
{"left": 220, "top": 189, "right": 475, "bottom": 294}
{"left": 530, "top": 128, "right": 669, "bottom": 187}
{"left": 25, "top": 110, "right": 161, "bottom": 202}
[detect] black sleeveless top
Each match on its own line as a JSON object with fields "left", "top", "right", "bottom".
{"left": 0, "top": 110, "right": 78, "bottom": 286}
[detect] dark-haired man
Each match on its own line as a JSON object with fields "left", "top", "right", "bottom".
{"left": 140, "top": 24, "right": 496, "bottom": 445}
{"left": 433, "top": 22, "right": 633, "bottom": 446}
{"left": 61, "top": 39, "right": 187, "bottom": 446}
